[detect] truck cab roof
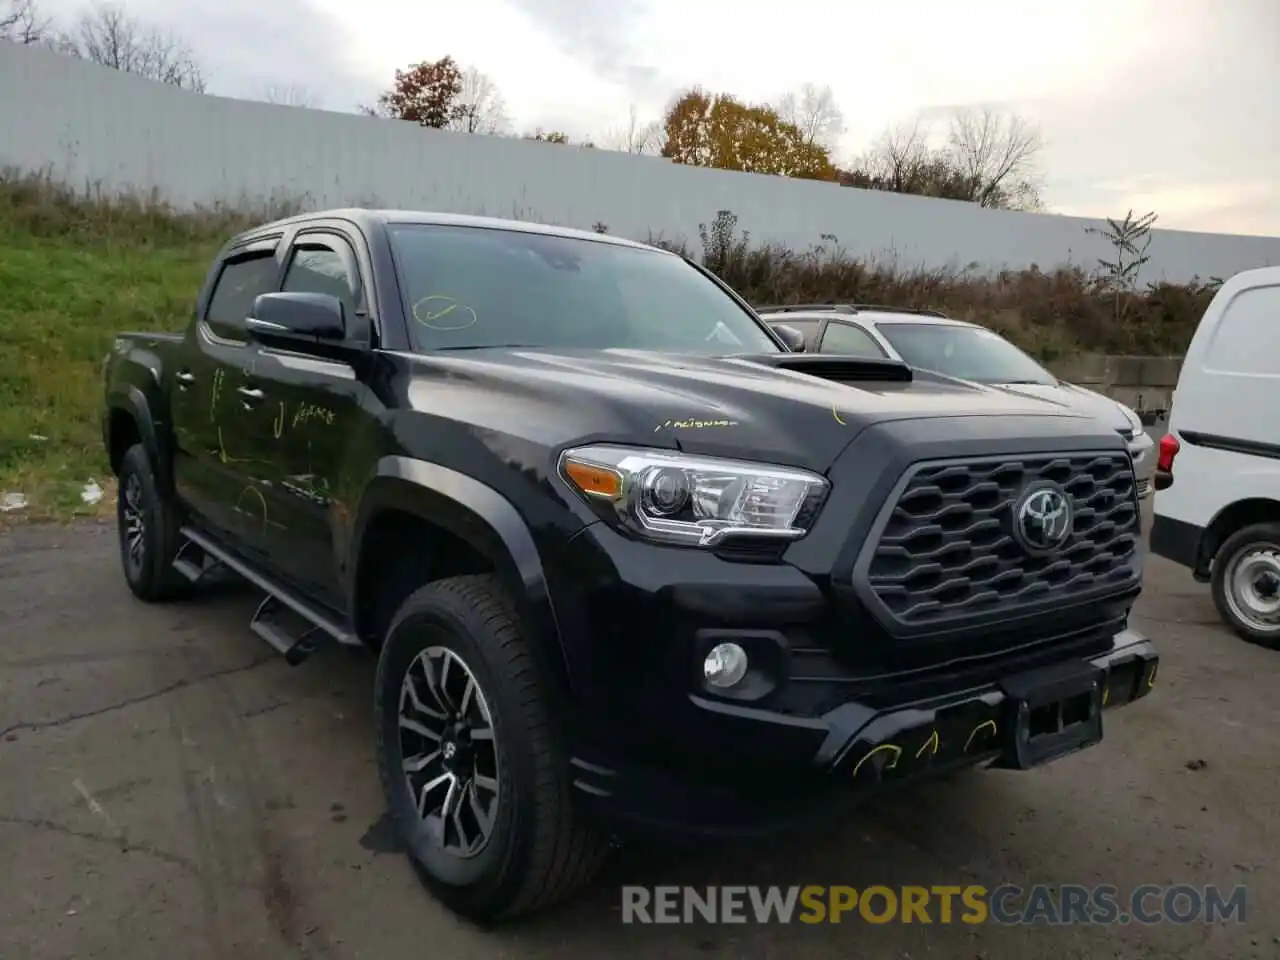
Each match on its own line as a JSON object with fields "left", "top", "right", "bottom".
{"left": 228, "top": 207, "right": 663, "bottom": 253}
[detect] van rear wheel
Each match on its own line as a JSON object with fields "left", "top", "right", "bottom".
{"left": 1211, "top": 523, "right": 1280, "bottom": 650}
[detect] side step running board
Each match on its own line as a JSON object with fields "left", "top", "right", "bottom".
{"left": 172, "top": 537, "right": 223, "bottom": 584}
{"left": 177, "top": 526, "right": 361, "bottom": 665}
{"left": 251, "top": 595, "right": 323, "bottom": 666}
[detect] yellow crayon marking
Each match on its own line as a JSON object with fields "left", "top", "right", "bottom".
{"left": 272, "top": 402, "right": 285, "bottom": 439}
{"left": 1102, "top": 686, "right": 1110, "bottom": 706}
{"left": 292, "top": 403, "right": 336, "bottom": 428}
{"left": 915, "top": 729, "right": 940, "bottom": 759}
{"left": 832, "top": 405, "right": 846, "bottom": 426}
{"left": 413, "top": 295, "right": 478, "bottom": 331}
{"left": 850, "top": 743, "right": 902, "bottom": 779}
{"left": 217, "top": 425, "right": 247, "bottom": 464}
{"left": 1146, "top": 664, "right": 1157, "bottom": 688}
{"left": 209, "top": 368, "right": 225, "bottom": 422}
{"left": 655, "top": 418, "right": 738, "bottom": 431}
{"left": 216, "top": 426, "right": 270, "bottom": 467}
{"left": 234, "top": 485, "right": 269, "bottom": 530}
{"left": 963, "top": 720, "right": 998, "bottom": 753}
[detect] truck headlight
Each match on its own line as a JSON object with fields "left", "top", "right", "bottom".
{"left": 1118, "top": 403, "right": 1144, "bottom": 432}
{"left": 559, "top": 444, "right": 828, "bottom": 547}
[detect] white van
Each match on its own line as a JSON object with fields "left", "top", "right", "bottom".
{"left": 1150, "top": 266, "right": 1280, "bottom": 648}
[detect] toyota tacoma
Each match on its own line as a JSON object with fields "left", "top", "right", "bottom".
{"left": 101, "top": 209, "right": 1159, "bottom": 921}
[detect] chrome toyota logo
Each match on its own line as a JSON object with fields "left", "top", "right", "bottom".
{"left": 1013, "top": 484, "right": 1073, "bottom": 553}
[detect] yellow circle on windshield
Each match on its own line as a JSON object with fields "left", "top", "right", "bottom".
{"left": 413, "top": 295, "right": 478, "bottom": 331}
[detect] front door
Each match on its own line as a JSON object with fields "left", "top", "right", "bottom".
{"left": 238, "top": 231, "right": 371, "bottom": 601}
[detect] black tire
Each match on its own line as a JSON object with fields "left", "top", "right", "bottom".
{"left": 1210, "top": 522, "right": 1280, "bottom": 650}
{"left": 373, "top": 574, "right": 609, "bottom": 922}
{"left": 115, "top": 443, "right": 188, "bottom": 602}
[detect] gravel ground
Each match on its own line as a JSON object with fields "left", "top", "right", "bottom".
{"left": 2, "top": 500, "right": 1277, "bottom": 960}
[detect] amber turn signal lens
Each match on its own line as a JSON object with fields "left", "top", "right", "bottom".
{"left": 563, "top": 459, "right": 623, "bottom": 500}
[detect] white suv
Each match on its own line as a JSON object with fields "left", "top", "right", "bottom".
{"left": 759, "top": 304, "right": 1156, "bottom": 498}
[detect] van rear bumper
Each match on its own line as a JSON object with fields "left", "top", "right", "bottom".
{"left": 1150, "top": 514, "right": 1205, "bottom": 576}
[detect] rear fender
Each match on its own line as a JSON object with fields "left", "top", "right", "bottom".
{"left": 106, "top": 385, "right": 172, "bottom": 495}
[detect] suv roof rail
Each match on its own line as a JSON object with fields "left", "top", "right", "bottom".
{"left": 755, "top": 303, "right": 950, "bottom": 319}
{"left": 755, "top": 303, "right": 859, "bottom": 315}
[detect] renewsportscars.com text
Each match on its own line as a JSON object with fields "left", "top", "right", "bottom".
{"left": 620, "top": 884, "right": 1248, "bottom": 925}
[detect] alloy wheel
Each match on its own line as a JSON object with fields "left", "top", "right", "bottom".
{"left": 397, "top": 645, "right": 500, "bottom": 857}
{"left": 122, "top": 472, "right": 146, "bottom": 576}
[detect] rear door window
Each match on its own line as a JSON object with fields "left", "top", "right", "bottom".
{"left": 1205, "top": 286, "right": 1280, "bottom": 376}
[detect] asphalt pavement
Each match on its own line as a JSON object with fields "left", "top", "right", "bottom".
{"left": 1, "top": 496, "right": 1278, "bottom": 960}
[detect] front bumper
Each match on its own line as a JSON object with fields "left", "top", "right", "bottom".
{"left": 554, "top": 423, "right": 1153, "bottom": 839}
{"left": 569, "top": 628, "right": 1158, "bottom": 839}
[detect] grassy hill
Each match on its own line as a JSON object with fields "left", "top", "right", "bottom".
{"left": 0, "top": 174, "right": 263, "bottom": 519}
{"left": 0, "top": 173, "right": 1210, "bottom": 521}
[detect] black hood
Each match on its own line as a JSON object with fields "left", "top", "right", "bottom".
{"left": 398, "top": 348, "right": 1093, "bottom": 473}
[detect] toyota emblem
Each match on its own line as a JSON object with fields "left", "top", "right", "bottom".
{"left": 1013, "top": 484, "right": 1073, "bottom": 553}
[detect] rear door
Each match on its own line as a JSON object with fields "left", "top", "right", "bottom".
{"left": 1177, "top": 278, "right": 1280, "bottom": 450}
{"left": 169, "top": 237, "right": 284, "bottom": 539}
{"left": 1160, "top": 273, "right": 1280, "bottom": 526}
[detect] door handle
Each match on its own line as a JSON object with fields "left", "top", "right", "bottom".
{"left": 175, "top": 370, "right": 195, "bottom": 389}
{"left": 237, "top": 386, "right": 265, "bottom": 404}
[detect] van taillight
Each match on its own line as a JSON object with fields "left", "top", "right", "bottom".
{"left": 1157, "top": 433, "right": 1180, "bottom": 473}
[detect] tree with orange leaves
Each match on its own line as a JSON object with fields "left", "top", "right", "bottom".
{"left": 660, "top": 89, "right": 835, "bottom": 181}
{"left": 376, "top": 56, "right": 466, "bottom": 128}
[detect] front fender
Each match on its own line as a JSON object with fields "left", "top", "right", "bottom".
{"left": 350, "top": 456, "right": 570, "bottom": 689}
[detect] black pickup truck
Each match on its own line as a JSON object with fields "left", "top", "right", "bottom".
{"left": 102, "top": 209, "right": 1159, "bottom": 921}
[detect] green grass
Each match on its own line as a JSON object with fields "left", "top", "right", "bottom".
{"left": 0, "top": 232, "right": 216, "bottom": 518}
{"left": 0, "top": 171, "right": 1206, "bottom": 523}
{"left": 0, "top": 171, "right": 280, "bottom": 521}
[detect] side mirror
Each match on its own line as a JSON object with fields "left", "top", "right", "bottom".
{"left": 771, "top": 323, "right": 806, "bottom": 352}
{"left": 247, "top": 292, "right": 346, "bottom": 343}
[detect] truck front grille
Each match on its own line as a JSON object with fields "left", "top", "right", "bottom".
{"left": 865, "top": 451, "right": 1140, "bottom": 628}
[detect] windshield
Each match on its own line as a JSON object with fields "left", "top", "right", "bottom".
{"left": 875, "top": 322, "right": 1056, "bottom": 385}
{"left": 388, "top": 224, "right": 780, "bottom": 354}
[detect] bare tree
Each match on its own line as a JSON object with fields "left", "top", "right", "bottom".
{"left": 447, "top": 66, "right": 507, "bottom": 134}
{"left": 260, "top": 82, "right": 319, "bottom": 108}
{"left": 856, "top": 122, "right": 927, "bottom": 190}
{"left": 774, "top": 82, "right": 845, "bottom": 150}
{"left": 845, "top": 119, "right": 974, "bottom": 200}
{"left": 1, "top": 0, "right": 51, "bottom": 43}
{"left": 60, "top": 3, "right": 206, "bottom": 91}
{"left": 600, "top": 103, "right": 663, "bottom": 155}
{"left": 946, "top": 107, "right": 1044, "bottom": 210}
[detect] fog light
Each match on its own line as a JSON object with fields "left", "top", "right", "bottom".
{"left": 703, "top": 642, "right": 749, "bottom": 688}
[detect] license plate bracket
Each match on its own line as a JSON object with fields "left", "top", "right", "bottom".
{"left": 996, "top": 660, "right": 1104, "bottom": 770}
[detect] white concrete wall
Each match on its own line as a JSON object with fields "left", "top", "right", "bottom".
{"left": 4, "top": 41, "right": 1279, "bottom": 284}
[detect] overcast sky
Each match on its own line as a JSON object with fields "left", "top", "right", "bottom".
{"left": 32, "top": 0, "right": 1280, "bottom": 236}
